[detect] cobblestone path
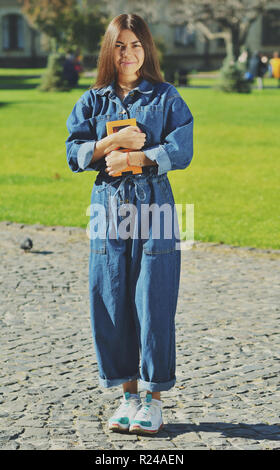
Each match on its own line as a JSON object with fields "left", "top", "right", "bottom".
{"left": 0, "top": 221, "right": 279, "bottom": 450}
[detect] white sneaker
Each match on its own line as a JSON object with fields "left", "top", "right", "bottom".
{"left": 129, "top": 393, "right": 164, "bottom": 434}
{"left": 108, "top": 392, "right": 142, "bottom": 432}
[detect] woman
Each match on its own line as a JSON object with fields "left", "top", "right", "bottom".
{"left": 66, "top": 13, "right": 193, "bottom": 435}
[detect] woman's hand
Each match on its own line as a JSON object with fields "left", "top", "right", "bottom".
{"left": 105, "top": 151, "right": 128, "bottom": 176}
{"left": 114, "top": 126, "right": 146, "bottom": 150}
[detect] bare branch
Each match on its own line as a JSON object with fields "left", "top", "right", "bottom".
{"left": 195, "top": 21, "right": 230, "bottom": 41}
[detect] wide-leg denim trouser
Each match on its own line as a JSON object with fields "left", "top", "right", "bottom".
{"left": 88, "top": 167, "right": 181, "bottom": 392}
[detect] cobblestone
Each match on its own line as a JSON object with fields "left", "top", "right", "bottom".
{"left": 0, "top": 221, "right": 280, "bottom": 450}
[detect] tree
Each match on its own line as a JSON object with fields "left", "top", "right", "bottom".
{"left": 102, "top": 0, "right": 160, "bottom": 24}
{"left": 167, "top": 0, "right": 270, "bottom": 62}
{"left": 39, "top": 53, "right": 70, "bottom": 91}
{"left": 118, "top": 0, "right": 269, "bottom": 92}
{"left": 116, "top": 0, "right": 270, "bottom": 62}
{"left": 18, "top": 0, "right": 106, "bottom": 53}
{"left": 18, "top": 0, "right": 107, "bottom": 91}
{"left": 167, "top": 0, "right": 272, "bottom": 92}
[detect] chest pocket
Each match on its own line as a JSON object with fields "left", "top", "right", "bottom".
{"left": 90, "top": 114, "right": 112, "bottom": 140}
{"left": 135, "top": 105, "right": 163, "bottom": 144}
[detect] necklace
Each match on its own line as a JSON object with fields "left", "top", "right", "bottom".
{"left": 116, "top": 78, "right": 141, "bottom": 95}
{"left": 117, "top": 84, "right": 133, "bottom": 92}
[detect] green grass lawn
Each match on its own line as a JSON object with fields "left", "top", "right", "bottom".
{"left": 0, "top": 70, "right": 279, "bottom": 249}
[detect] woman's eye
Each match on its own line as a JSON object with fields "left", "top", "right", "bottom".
{"left": 115, "top": 44, "right": 141, "bottom": 48}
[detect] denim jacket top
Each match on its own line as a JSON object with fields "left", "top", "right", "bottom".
{"left": 65, "top": 78, "right": 193, "bottom": 176}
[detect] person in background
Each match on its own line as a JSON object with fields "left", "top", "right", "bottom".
{"left": 238, "top": 46, "right": 251, "bottom": 74}
{"left": 74, "top": 53, "right": 83, "bottom": 77}
{"left": 270, "top": 51, "right": 280, "bottom": 88}
{"left": 247, "top": 51, "right": 267, "bottom": 89}
{"left": 63, "top": 52, "right": 79, "bottom": 88}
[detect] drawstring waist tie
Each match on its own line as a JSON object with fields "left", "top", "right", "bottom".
{"left": 96, "top": 174, "right": 147, "bottom": 202}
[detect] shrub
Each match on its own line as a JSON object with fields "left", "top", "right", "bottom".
{"left": 39, "top": 53, "right": 70, "bottom": 92}
{"left": 219, "top": 56, "right": 251, "bottom": 93}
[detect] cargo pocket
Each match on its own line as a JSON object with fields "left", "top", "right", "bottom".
{"left": 88, "top": 183, "right": 108, "bottom": 254}
{"left": 142, "top": 177, "right": 177, "bottom": 255}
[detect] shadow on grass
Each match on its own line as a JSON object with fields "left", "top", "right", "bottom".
{"left": 0, "top": 101, "right": 11, "bottom": 107}
{"left": 0, "top": 75, "right": 41, "bottom": 89}
{"left": 0, "top": 75, "right": 91, "bottom": 91}
{"left": 0, "top": 82, "right": 38, "bottom": 90}
{"left": 136, "top": 422, "right": 280, "bottom": 442}
{"left": 0, "top": 75, "right": 41, "bottom": 79}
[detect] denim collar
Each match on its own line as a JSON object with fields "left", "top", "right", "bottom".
{"left": 95, "top": 78, "right": 154, "bottom": 96}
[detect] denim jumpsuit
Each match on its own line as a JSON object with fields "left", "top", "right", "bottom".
{"left": 66, "top": 78, "right": 193, "bottom": 392}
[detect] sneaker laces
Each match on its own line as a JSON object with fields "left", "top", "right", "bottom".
{"left": 142, "top": 404, "right": 151, "bottom": 415}
{"left": 115, "top": 394, "right": 139, "bottom": 414}
{"left": 137, "top": 401, "right": 159, "bottom": 421}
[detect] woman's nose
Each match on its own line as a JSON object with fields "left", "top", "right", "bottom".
{"left": 122, "top": 48, "right": 129, "bottom": 57}
{"left": 121, "top": 46, "right": 133, "bottom": 56}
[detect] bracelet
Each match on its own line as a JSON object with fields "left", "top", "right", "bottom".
{"left": 126, "top": 152, "right": 143, "bottom": 167}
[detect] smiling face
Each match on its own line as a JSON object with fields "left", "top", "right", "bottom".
{"left": 113, "top": 29, "right": 145, "bottom": 83}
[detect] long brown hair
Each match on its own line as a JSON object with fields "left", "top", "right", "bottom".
{"left": 92, "top": 13, "right": 164, "bottom": 89}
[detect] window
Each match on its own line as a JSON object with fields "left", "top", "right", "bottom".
{"left": 2, "top": 14, "right": 24, "bottom": 51}
{"left": 262, "top": 9, "right": 280, "bottom": 46}
{"left": 174, "top": 24, "right": 195, "bottom": 47}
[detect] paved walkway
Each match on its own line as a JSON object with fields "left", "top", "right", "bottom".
{"left": 0, "top": 221, "right": 279, "bottom": 450}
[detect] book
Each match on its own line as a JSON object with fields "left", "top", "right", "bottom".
{"left": 106, "top": 118, "right": 143, "bottom": 177}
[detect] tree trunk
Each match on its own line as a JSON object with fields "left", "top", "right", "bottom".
{"left": 50, "top": 37, "right": 58, "bottom": 53}
{"left": 203, "top": 37, "right": 210, "bottom": 70}
{"left": 231, "top": 26, "right": 241, "bottom": 61}
{"left": 30, "top": 27, "right": 37, "bottom": 57}
{"left": 223, "top": 29, "right": 234, "bottom": 62}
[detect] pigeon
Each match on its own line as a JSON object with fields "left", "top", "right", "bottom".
{"left": 20, "top": 237, "right": 33, "bottom": 251}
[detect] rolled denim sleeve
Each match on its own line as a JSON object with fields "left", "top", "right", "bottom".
{"left": 144, "top": 92, "right": 193, "bottom": 175}
{"left": 65, "top": 96, "right": 104, "bottom": 173}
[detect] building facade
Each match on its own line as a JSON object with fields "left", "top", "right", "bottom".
{"left": 1, "top": 0, "right": 280, "bottom": 69}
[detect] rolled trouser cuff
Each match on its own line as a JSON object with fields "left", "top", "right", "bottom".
{"left": 138, "top": 377, "right": 176, "bottom": 392}
{"left": 98, "top": 372, "right": 140, "bottom": 389}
